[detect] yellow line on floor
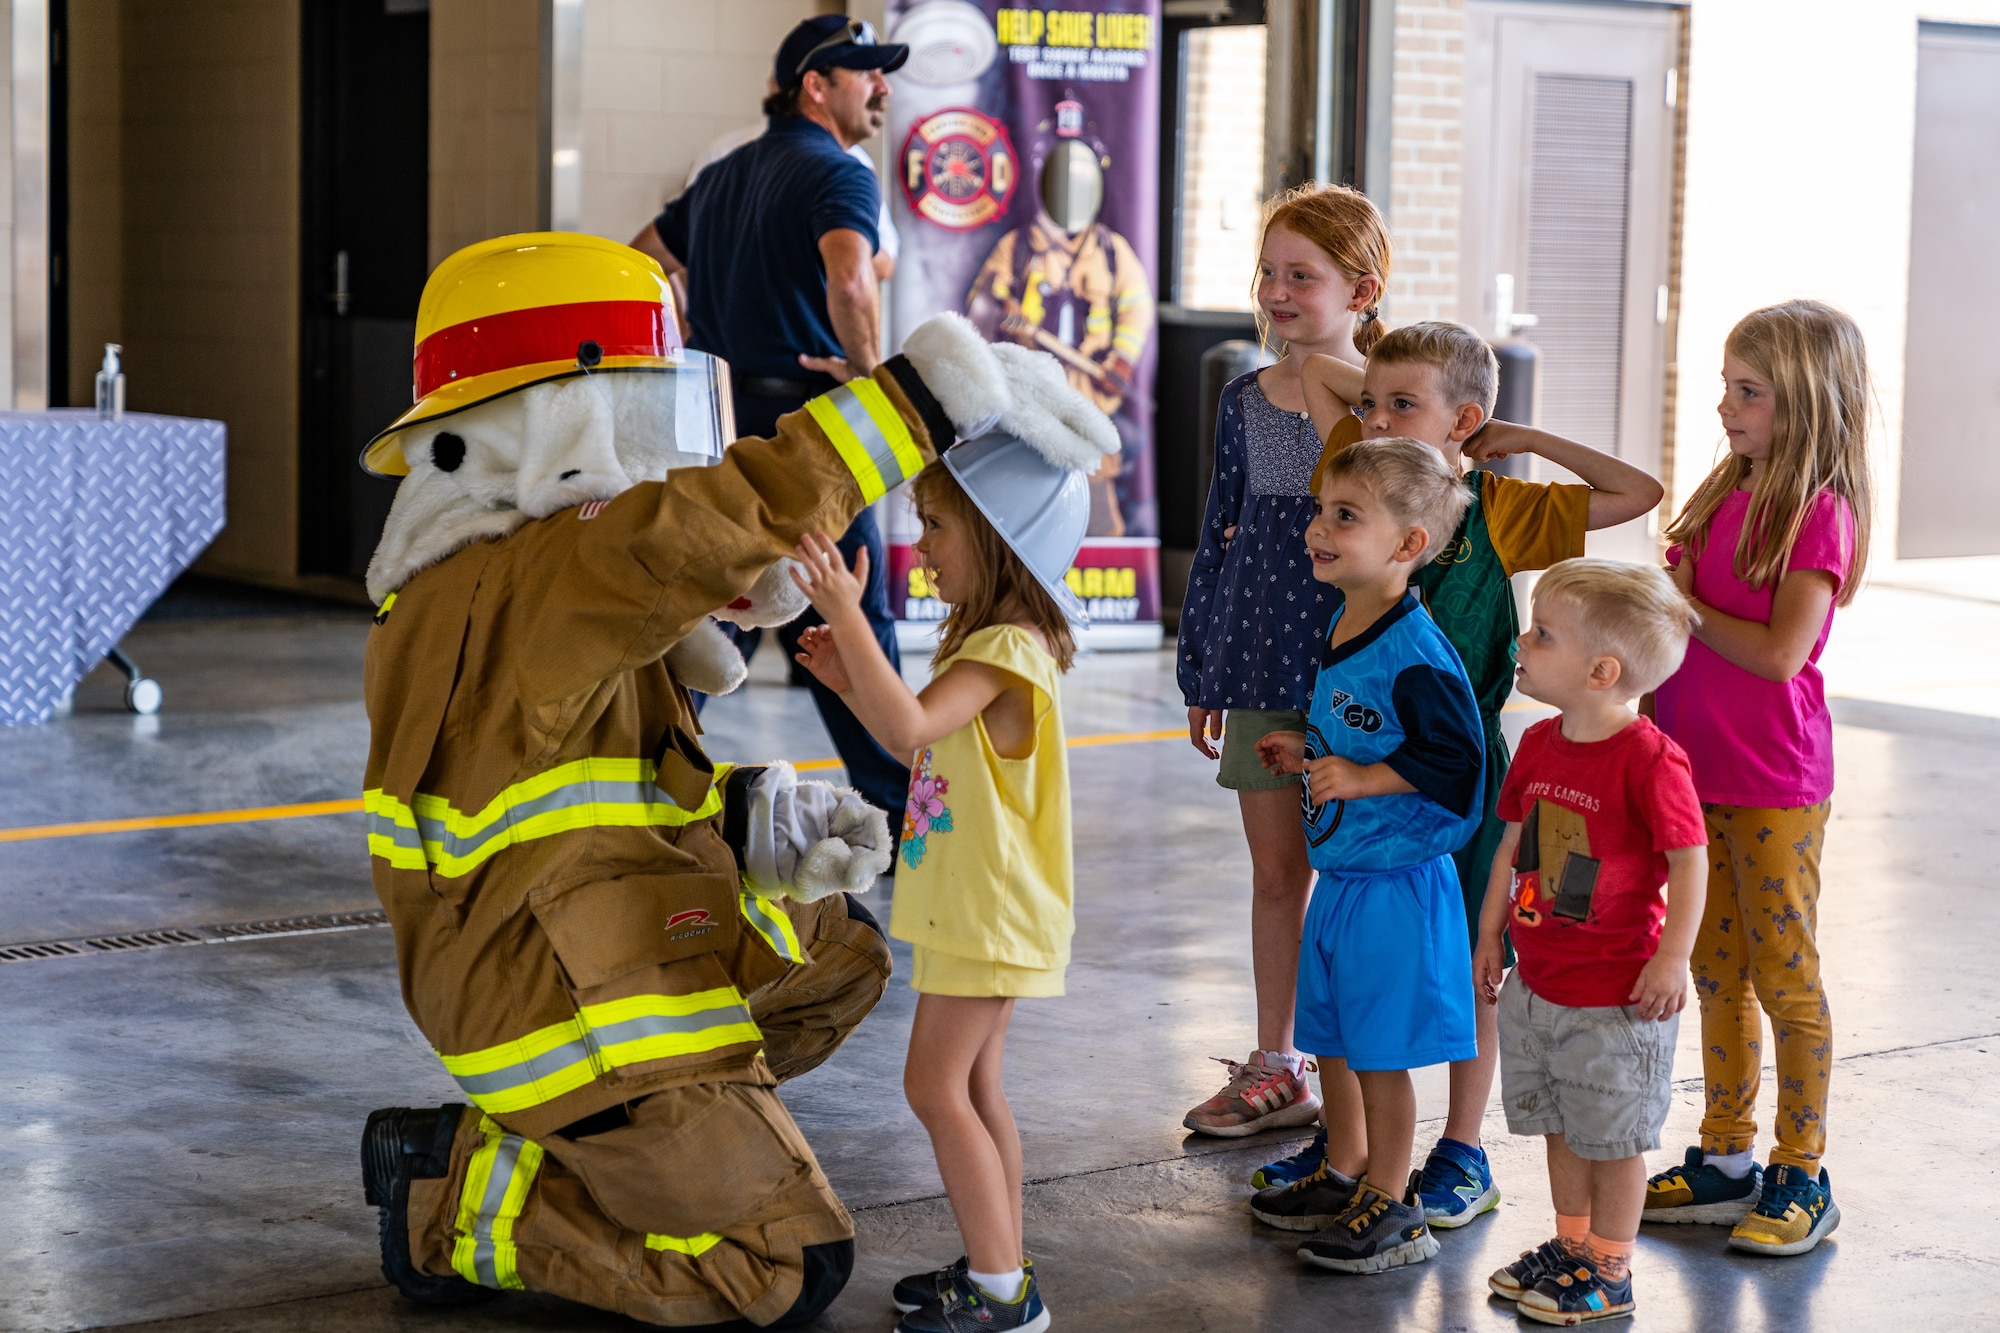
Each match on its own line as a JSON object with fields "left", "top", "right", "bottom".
{"left": 0, "top": 729, "right": 1188, "bottom": 844}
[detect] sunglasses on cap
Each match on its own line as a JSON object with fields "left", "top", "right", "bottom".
{"left": 795, "top": 19, "right": 879, "bottom": 79}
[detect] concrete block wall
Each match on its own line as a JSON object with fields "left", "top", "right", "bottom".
{"left": 118, "top": 0, "right": 300, "bottom": 581}
{"left": 430, "top": 0, "right": 545, "bottom": 267}
{"left": 1381, "top": 0, "right": 1463, "bottom": 326}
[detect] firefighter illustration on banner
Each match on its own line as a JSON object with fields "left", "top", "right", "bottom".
{"left": 967, "top": 100, "right": 1155, "bottom": 536}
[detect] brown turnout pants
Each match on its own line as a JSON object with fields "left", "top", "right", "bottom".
{"left": 405, "top": 893, "right": 892, "bottom": 1327}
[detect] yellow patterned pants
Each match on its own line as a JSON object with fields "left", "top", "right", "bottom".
{"left": 1690, "top": 801, "right": 1832, "bottom": 1171}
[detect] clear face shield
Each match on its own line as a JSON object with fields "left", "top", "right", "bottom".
{"left": 362, "top": 349, "right": 735, "bottom": 483}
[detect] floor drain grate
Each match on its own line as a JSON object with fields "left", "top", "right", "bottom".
{"left": 0, "top": 908, "right": 391, "bottom": 965}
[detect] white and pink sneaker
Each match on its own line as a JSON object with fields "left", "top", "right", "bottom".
{"left": 1182, "top": 1050, "right": 1322, "bottom": 1137}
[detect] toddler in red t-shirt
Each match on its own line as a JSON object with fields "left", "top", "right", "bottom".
{"left": 1471, "top": 559, "right": 1707, "bottom": 1328}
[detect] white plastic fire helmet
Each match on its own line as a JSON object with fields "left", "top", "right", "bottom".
{"left": 942, "top": 429, "right": 1090, "bottom": 624}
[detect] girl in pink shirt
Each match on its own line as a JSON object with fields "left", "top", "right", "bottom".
{"left": 1645, "top": 300, "right": 1873, "bottom": 1260}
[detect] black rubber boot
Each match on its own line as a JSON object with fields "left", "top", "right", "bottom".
{"left": 361, "top": 1103, "right": 497, "bottom": 1306}
{"left": 634, "top": 1238, "right": 855, "bottom": 1331}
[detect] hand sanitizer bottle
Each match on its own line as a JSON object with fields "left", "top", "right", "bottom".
{"left": 95, "top": 343, "right": 125, "bottom": 420}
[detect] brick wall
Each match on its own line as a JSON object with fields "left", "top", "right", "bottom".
{"left": 1382, "top": 0, "right": 1464, "bottom": 326}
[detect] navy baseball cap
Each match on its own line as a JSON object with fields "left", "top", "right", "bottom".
{"left": 774, "top": 16, "right": 909, "bottom": 87}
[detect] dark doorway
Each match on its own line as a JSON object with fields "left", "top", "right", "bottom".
{"left": 299, "top": 0, "right": 429, "bottom": 581}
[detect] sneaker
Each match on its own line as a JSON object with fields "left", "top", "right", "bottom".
{"left": 1183, "top": 1051, "right": 1322, "bottom": 1137}
{"left": 1251, "top": 1125, "right": 1326, "bottom": 1190}
{"left": 1249, "top": 1157, "right": 1363, "bottom": 1231}
{"left": 1517, "top": 1251, "right": 1635, "bottom": 1325}
{"left": 361, "top": 1104, "right": 497, "bottom": 1307}
{"left": 1728, "top": 1164, "right": 1841, "bottom": 1256}
{"left": 1296, "top": 1175, "right": 1439, "bottom": 1274}
{"left": 1642, "top": 1146, "right": 1763, "bottom": 1225}
{"left": 896, "top": 1270, "right": 1049, "bottom": 1333}
{"left": 1417, "top": 1137, "right": 1500, "bottom": 1228}
{"left": 1489, "top": 1237, "right": 1575, "bottom": 1302}
{"left": 893, "top": 1257, "right": 1034, "bottom": 1313}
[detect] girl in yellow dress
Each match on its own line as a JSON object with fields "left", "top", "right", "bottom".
{"left": 791, "top": 427, "right": 1097, "bottom": 1333}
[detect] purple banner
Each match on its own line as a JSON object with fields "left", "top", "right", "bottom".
{"left": 884, "top": 1, "right": 1161, "bottom": 543}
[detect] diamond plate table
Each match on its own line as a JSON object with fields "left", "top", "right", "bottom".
{"left": 0, "top": 411, "right": 226, "bottom": 725}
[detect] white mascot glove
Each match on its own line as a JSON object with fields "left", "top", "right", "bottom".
{"left": 739, "top": 762, "right": 891, "bottom": 902}
{"left": 899, "top": 312, "right": 1119, "bottom": 465}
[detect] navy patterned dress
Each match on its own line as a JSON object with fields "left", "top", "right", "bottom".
{"left": 1177, "top": 370, "right": 1352, "bottom": 711}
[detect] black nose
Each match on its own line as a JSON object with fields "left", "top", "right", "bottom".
{"left": 431, "top": 432, "right": 466, "bottom": 472}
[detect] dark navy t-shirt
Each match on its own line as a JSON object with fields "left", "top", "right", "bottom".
{"left": 654, "top": 116, "right": 880, "bottom": 382}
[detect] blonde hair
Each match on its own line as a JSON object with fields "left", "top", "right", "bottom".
{"left": 1367, "top": 321, "right": 1499, "bottom": 417}
{"left": 909, "top": 460, "right": 1076, "bottom": 671}
{"left": 1533, "top": 558, "right": 1700, "bottom": 698}
{"left": 1254, "top": 184, "right": 1393, "bottom": 356}
{"left": 1662, "top": 300, "right": 1873, "bottom": 607}
{"left": 1316, "top": 437, "right": 1471, "bottom": 563}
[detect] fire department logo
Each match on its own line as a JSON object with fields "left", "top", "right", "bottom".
{"left": 900, "top": 107, "right": 1017, "bottom": 231}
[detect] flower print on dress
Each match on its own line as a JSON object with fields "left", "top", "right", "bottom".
{"left": 901, "top": 747, "right": 954, "bottom": 869}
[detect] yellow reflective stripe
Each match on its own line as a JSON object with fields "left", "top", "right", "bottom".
{"left": 846, "top": 377, "right": 925, "bottom": 493}
{"left": 437, "top": 988, "right": 762, "bottom": 1115}
{"left": 373, "top": 591, "right": 398, "bottom": 625}
{"left": 738, "top": 888, "right": 805, "bottom": 964}
{"left": 806, "top": 380, "right": 920, "bottom": 503}
{"left": 450, "top": 1115, "right": 543, "bottom": 1290}
{"left": 363, "top": 757, "right": 726, "bottom": 879}
{"left": 646, "top": 1231, "right": 725, "bottom": 1257}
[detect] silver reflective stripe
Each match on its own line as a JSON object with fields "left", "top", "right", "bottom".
{"left": 417, "top": 777, "right": 666, "bottom": 864}
{"left": 827, "top": 384, "right": 913, "bottom": 493}
{"left": 447, "top": 1034, "right": 596, "bottom": 1100}
{"left": 589, "top": 1002, "right": 756, "bottom": 1052}
{"left": 369, "top": 814, "right": 423, "bottom": 853}
{"left": 467, "top": 1133, "right": 525, "bottom": 1289}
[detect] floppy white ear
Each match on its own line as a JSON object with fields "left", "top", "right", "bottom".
{"left": 988, "top": 341, "right": 1120, "bottom": 471}
{"left": 663, "top": 619, "right": 750, "bottom": 696}
{"left": 515, "top": 378, "right": 633, "bottom": 518}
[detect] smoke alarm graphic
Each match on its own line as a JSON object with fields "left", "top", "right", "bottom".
{"left": 901, "top": 106, "right": 1018, "bottom": 231}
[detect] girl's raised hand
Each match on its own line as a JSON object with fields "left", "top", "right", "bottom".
{"left": 792, "top": 624, "right": 852, "bottom": 693}
{"left": 789, "top": 531, "right": 869, "bottom": 624}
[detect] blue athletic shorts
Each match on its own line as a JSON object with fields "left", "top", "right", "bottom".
{"left": 1293, "top": 856, "right": 1478, "bottom": 1071}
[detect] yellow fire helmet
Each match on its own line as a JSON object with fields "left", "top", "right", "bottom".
{"left": 361, "top": 231, "right": 732, "bottom": 477}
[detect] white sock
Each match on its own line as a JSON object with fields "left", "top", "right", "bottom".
{"left": 1259, "top": 1050, "right": 1305, "bottom": 1075}
{"left": 969, "top": 1267, "right": 1026, "bottom": 1302}
{"left": 1707, "top": 1149, "right": 1754, "bottom": 1179}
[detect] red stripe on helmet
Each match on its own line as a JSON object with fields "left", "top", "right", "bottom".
{"left": 413, "top": 299, "right": 678, "bottom": 400}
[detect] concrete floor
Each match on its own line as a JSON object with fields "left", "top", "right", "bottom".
{"left": 3, "top": 578, "right": 1998, "bottom": 1332}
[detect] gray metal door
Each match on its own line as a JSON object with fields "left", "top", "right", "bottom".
{"left": 1901, "top": 23, "right": 2000, "bottom": 558}
{"left": 1461, "top": 2, "right": 1679, "bottom": 562}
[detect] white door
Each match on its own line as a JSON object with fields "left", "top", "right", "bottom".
{"left": 1901, "top": 22, "right": 2000, "bottom": 558}
{"left": 1460, "top": 1, "right": 1680, "bottom": 561}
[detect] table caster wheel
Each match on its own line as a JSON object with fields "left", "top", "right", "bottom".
{"left": 125, "top": 677, "right": 163, "bottom": 715}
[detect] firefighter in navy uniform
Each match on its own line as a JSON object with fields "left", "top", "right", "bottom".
{"left": 352, "top": 234, "right": 1092, "bottom": 1327}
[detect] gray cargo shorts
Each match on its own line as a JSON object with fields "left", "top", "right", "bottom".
{"left": 1497, "top": 972, "right": 1678, "bottom": 1161}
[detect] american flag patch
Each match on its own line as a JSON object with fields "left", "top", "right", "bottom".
{"left": 578, "top": 499, "right": 609, "bottom": 521}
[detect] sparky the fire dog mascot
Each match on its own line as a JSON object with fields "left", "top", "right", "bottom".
{"left": 355, "top": 232, "right": 1114, "bottom": 1328}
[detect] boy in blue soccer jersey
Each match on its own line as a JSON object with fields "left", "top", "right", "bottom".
{"left": 1247, "top": 437, "right": 1485, "bottom": 1274}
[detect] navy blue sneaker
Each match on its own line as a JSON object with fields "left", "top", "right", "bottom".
{"left": 896, "top": 1270, "right": 1048, "bottom": 1333}
{"left": 1643, "top": 1146, "right": 1762, "bottom": 1225}
{"left": 1517, "top": 1250, "right": 1634, "bottom": 1325}
{"left": 1252, "top": 1125, "right": 1327, "bottom": 1190}
{"left": 1489, "top": 1237, "right": 1576, "bottom": 1302}
{"left": 1417, "top": 1137, "right": 1499, "bottom": 1228}
{"left": 1728, "top": 1164, "right": 1840, "bottom": 1256}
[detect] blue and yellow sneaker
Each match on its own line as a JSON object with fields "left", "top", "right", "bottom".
{"left": 1643, "top": 1146, "right": 1762, "bottom": 1225}
{"left": 1417, "top": 1137, "right": 1499, "bottom": 1228}
{"left": 896, "top": 1269, "right": 1049, "bottom": 1333}
{"left": 1252, "top": 1125, "right": 1327, "bottom": 1190}
{"left": 1517, "top": 1251, "right": 1634, "bottom": 1325}
{"left": 1489, "top": 1237, "right": 1576, "bottom": 1302}
{"left": 1728, "top": 1164, "right": 1840, "bottom": 1256}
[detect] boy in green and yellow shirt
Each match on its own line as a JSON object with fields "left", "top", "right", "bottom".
{"left": 1254, "top": 321, "right": 1663, "bottom": 1228}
